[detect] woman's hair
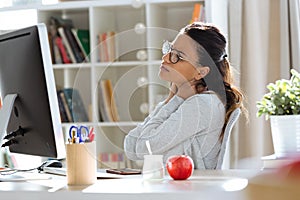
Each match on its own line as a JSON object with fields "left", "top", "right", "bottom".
{"left": 182, "top": 22, "right": 245, "bottom": 141}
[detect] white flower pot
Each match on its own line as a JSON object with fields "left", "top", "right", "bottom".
{"left": 270, "top": 115, "right": 300, "bottom": 158}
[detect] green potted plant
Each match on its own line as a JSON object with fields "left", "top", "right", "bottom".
{"left": 256, "top": 69, "right": 300, "bottom": 158}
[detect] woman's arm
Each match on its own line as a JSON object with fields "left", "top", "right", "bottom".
{"left": 123, "top": 101, "right": 165, "bottom": 160}
{"left": 124, "top": 94, "right": 217, "bottom": 160}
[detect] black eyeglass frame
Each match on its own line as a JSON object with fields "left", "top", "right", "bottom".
{"left": 162, "top": 40, "right": 199, "bottom": 66}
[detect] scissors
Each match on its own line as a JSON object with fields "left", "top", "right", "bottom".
{"left": 69, "top": 125, "right": 90, "bottom": 143}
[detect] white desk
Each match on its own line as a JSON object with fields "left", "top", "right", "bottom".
{"left": 0, "top": 170, "right": 259, "bottom": 200}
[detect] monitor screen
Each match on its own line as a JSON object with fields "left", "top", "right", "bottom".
{"left": 0, "top": 24, "right": 65, "bottom": 159}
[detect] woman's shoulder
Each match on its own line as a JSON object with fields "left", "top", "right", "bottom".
{"left": 186, "top": 91, "right": 223, "bottom": 105}
{"left": 184, "top": 92, "right": 225, "bottom": 114}
{"left": 181, "top": 92, "right": 225, "bottom": 121}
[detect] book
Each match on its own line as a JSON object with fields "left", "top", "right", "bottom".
{"left": 62, "top": 88, "right": 89, "bottom": 122}
{"left": 98, "top": 80, "right": 119, "bottom": 122}
{"left": 52, "top": 39, "right": 63, "bottom": 64}
{"left": 58, "top": 27, "right": 77, "bottom": 63}
{"left": 58, "top": 90, "right": 73, "bottom": 122}
{"left": 199, "top": 6, "right": 206, "bottom": 22}
{"left": 98, "top": 80, "right": 114, "bottom": 122}
{"left": 47, "top": 31, "right": 56, "bottom": 64}
{"left": 71, "top": 28, "right": 90, "bottom": 62}
{"left": 99, "top": 32, "right": 108, "bottom": 62}
{"left": 63, "top": 26, "right": 86, "bottom": 63}
{"left": 57, "top": 90, "right": 69, "bottom": 122}
{"left": 261, "top": 154, "right": 294, "bottom": 169}
{"left": 191, "top": 3, "right": 201, "bottom": 23}
{"left": 98, "top": 31, "right": 116, "bottom": 62}
{"left": 190, "top": 3, "right": 205, "bottom": 23}
{"left": 48, "top": 18, "right": 62, "bottom": 64}
{"left": 105, "top": 79, "right": 119, "bottom": 121}
{"left": 106, "top": 31, "right": 116, "bottom": 62}
{"left": 54, "top": 36, "right": 72, "bottom": 64}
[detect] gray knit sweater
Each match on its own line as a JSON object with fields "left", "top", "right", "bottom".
{"left": 124, "top": 93, "right": 225, "bottom": 169}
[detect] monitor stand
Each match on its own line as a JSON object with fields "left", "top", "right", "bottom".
{"left": 0, "top": 94, "right": 18, "bottom": 147}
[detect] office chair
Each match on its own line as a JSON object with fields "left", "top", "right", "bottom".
{"left": 216, "top": 108, "right": 241, "bottom": 169}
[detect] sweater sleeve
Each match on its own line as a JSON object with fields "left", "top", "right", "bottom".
{"left": 124, "top": 94, "right": 218, "bottom": 160}
{"left": 123, "top": 96, "right": 183, "bottom": 160}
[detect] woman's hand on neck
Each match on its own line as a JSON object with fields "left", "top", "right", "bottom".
{"left": 176, "top": 79, "right": 197, "bottom": 100}
{"left": 164, "top": 79, "right": 197, "bottom": 104}
{"left": 164, "top": 83, "right": 178, "bottom": 104}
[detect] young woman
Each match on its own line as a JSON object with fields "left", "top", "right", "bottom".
{"left": 124, "top": 22, "right": 244, "bottom": 169}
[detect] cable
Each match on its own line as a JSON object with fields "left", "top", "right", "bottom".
{"left": 1, "top": 139, "right": 18, "bottom": 148}
{"left": 0, "top": 162, "right": 47, "bottom": 176}
{"left": 0, "top": 167, "right": 38, "bottom": 175}
{"left": 4, "top": 126, "right": 26, "bottom": 140}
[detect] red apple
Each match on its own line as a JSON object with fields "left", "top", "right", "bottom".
{"left": 277, "top": 158, "right": 300, "bottom": 180}
{"left": 166, "top": 155, "right": 194, "bottom": 180}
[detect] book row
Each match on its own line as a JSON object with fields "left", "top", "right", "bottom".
{"left": 48, "top": 16, "right": 90, "bottom": 64}
{"left": 57, "top": 88, "right": 89, "bottom": 123}
{"left": 98, "top": 152, "right": 132, "bottom": 169}
{"left": 47, "top": 1, "right": 203, "bottom": 65}
{"left": 57, "top": 80, "right": 119, "bottom": 123}
{"left": 48, "top": 16, "right": 117, "bottom": 64}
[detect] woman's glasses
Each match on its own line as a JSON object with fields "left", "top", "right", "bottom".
{"left": 162, "top": 40, "right": 189, "bottom": 64}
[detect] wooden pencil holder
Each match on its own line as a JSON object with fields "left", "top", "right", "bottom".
{"left": 66, "top": 141, "right": 97, "bottom": 185}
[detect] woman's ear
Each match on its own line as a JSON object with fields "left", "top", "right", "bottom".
{"left": 195, "top": 66, "right": 210, "bottom": 80}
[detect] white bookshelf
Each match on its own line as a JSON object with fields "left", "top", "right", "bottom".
{"left": 0, "top": 0, "right": 228, "bottom": 168}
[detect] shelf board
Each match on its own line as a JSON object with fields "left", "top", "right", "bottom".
{"left": 94, "top": 60, "right": 161, "bottom": 68}
{"left": 0, "top": 0, "right": 144, "bottom": 12}
{"left": 147, "top": 0, "right": 203, "bottom": 7}
{"left": 53, "top": 60, "right": 161, "bottom": 69}
{"left": 53, "top": 63, "right": 91, "bottom": 69}
{"left": 49, "top": 0, "right": 133, "bottom": 8}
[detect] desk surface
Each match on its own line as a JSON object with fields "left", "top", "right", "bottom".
{"left": 0, "top": 169, "right": 259, "bottom": 200}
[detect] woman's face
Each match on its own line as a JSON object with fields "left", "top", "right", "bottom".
{"left": 159, "top": 33, "right": 200, "bottom": 85}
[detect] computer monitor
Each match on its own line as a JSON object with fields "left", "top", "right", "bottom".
{"left": 0, "top": 24, "right": 65, "bottom": 159}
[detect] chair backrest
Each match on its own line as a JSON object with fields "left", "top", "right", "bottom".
{"left": 216, "top": 108, "right": 241, "bottom": 169}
